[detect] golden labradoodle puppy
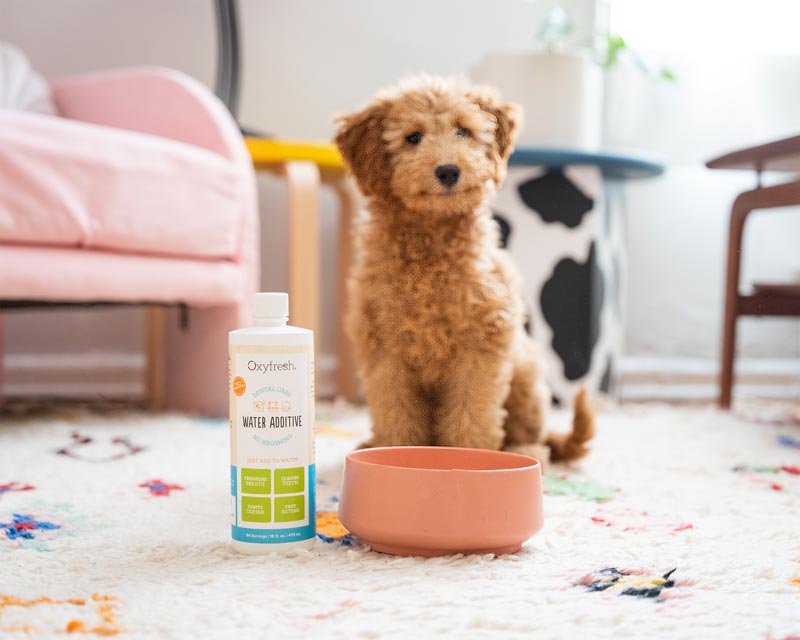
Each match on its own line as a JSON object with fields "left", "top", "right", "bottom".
{"left": 334, "top": 76, "right": 594, "bottom": 463}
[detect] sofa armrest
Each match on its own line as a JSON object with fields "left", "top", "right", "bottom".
{"left": 51, "top": 67, "right": 246, "bottom": 164}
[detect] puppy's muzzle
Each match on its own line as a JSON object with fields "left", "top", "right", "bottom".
{"left": 435, "top": 164, "right": 460, "bottom": 187}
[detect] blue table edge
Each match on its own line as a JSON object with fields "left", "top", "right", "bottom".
{"left": 509, "top": 148, "right": 664, "bottom": 180}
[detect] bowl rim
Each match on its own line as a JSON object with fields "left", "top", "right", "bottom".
{"left": 345, "top": 445, "right": 541, "bottom": 473}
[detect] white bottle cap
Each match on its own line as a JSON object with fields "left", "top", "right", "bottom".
{"left": 254, "top": 292, "right": 289, "bottom": 319}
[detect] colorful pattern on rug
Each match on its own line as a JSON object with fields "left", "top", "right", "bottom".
{"left": 0, "top": 512, "right": 67, "bottom": 552}
{"left": 2, "top": 404, "right": 798, "bottom": 638}
{"left": 791, "top": 558, "right": 800, "bottom": 591}
{"left": 579, "top": 567, "right": 681, "bottom": 601}
{"left": 543, "top": 475, "right": 617, "bottom": 501}
{"left": 56, "top": 432, "right": 145, "bottom": 463}
{"left": 0, "top": 593, "right": 121, "bottom": 636}
{"left": 0, "top": 482, "right": 35, "bottom": 500}
{"left": 138, "top": 479, "right": 184, "bottom": 497}
{"left": 316, "top": 511, "right": 353, "bottom": 545}
{"left": 0, "top": 513, "right": 60, "bottom": 542}
{"left": 778, "top": 434, "right": 800, "bottom": 450}
{"left": 733, "top": 464, "right": 800, "bottom": 492}
{"left": 0, "top": 494, "right": 98, "bottom": 552}
{"left": 0, "top": 502, "right": 98, "bottom": 553}
{"left": 590, "top": 506, "right": 693, "bottom": 535}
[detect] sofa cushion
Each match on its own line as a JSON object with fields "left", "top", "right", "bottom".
{"left": 0, "top": 243, "right": 245, "bottom": 305}
{"left": 0, "top": 110, "right": 244, "bottom": 259}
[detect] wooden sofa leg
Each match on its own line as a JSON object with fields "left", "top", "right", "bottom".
{"left": 145, "top": 307, "right": 165, "bottom": 411}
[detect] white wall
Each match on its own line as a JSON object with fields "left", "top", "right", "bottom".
{"left": 604, "top": 1, "right": 800, "bottom": 362}
{"left": 2, "top": 0, "right": 797, "bottom": 398}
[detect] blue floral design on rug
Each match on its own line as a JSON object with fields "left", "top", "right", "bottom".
{"left": 1, "top": 513, "right": 61, "bottom": 541}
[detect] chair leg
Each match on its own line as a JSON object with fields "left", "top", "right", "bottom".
{"left": 145, "top": 307, "right": 165, "bottom": 411}
{"left": 284, "top": 161, "right": 321, "bottom": 345}
{"left": 719, "top": 195, "right": 751, "bottom": 409}
{"left": 719, "top": 299, "right": 736, "bottom": 410}
{"left": 332, "top": 177, "right": 361, "bottom": 403}
{"left": 717, "top": 182, "right": 800, "bottom": 407}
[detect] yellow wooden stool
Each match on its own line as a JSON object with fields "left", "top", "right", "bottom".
{"left": 245, "top": 138, "right": 359, "bottom": 401}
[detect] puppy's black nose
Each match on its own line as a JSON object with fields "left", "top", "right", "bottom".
{"left": 435, "top": 164, "right": 460, "bottom": 187}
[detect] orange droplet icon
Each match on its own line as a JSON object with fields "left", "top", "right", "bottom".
{"left": 233, "top": 376, "right": 246, "bottom": 396}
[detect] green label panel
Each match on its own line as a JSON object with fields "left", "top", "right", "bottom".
{"left": 274, "top": 496, "right": 305, "bottom": 522}
{"left": 241, "top": 497, "right": 271, "bottom": 523}
{"left": 241, "top": 468, "right": 270, "bottom": 494}
{"left": 274, "top": 467, "right": 305, "bottom": 495}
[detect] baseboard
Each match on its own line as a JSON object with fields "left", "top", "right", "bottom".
{"left": 621, "top": 355, "right": 800, "bottom": 400}
{"left": 8, "top": 352, "right": 791, "bottom": 403}
{"left": 3, "top": 352, "right": 145, "bottom": 398}
{"left": 2, "top": 351, "right": 339, "bottom": 401}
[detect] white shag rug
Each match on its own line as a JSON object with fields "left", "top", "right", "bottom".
{"left": 0, "top": 402, "right": 798, "bottom": 639}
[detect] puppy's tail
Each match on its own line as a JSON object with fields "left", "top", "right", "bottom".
{"left": 546, "top": 386, "right": 595, "bottom": 462}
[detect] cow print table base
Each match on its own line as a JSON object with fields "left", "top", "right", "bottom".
{"left": 492, "top": 165, "right": 624, "bottom": 403}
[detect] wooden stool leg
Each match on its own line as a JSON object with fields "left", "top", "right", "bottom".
{"left": 145, "top": 306, "right": 165, "bottom": 411}
{"left": 284, "top": 161, "right": 321, "bottom": 344}
{"left": 333, "top": 178, "right": 361, "bottom": 402}
{"left": 719, "top": 195, "right": 751, "bottom": 409}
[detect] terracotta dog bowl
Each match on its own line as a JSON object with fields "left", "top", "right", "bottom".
{"left": 338, "top": 446, "right": 543, "bottom": 557}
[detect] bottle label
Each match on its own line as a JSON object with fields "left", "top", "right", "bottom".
{"left": 229, "top": 343, "right": 315, "bottom": 544}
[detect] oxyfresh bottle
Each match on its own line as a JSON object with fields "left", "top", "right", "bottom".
{"left": 229, "top": 292, "right": 316, "bottom": 553}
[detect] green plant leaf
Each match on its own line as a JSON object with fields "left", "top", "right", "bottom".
{"left": 603, "top": 33, "right": 627, "bottom": 68}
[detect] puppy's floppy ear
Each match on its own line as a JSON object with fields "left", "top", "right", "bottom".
{"left": 468, "top": 86, "right": 523, "bottom": 183}
{"left": 334, "top": 100, "right": 391, "bottom": 198}
{"left": 488, "top": 100, "right": 522, "bottom": 161}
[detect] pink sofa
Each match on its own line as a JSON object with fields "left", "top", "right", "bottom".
{"left": 0, "top": 67, "right": 259, "bottom": 416}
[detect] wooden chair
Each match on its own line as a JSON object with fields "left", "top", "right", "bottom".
{"left": 707, "top": 135, "right": 800, "bottom": 408}
{"left": 244, "top": 140, "right": 360, "bottom": 402}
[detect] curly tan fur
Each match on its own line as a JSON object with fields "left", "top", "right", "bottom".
{"left": 334, "top": 76, "right": 594, "bottom": 463}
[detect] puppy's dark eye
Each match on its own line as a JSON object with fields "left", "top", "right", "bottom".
{"left": 456, "top": 127, "right": 472, "bottom": 138}
{"left": 405, "top": 132, "right": 422, "bottom": 145}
